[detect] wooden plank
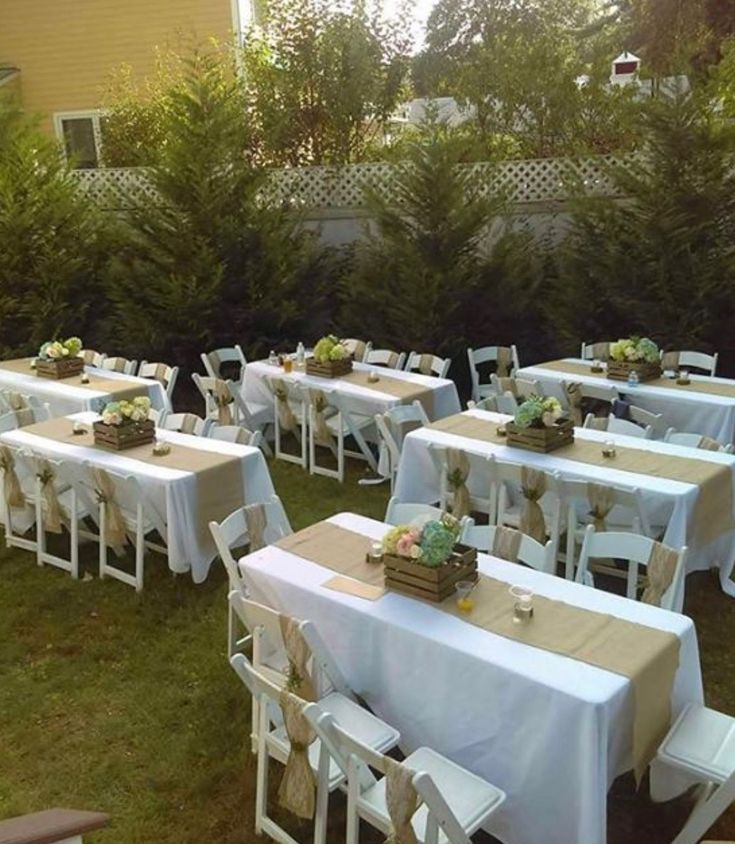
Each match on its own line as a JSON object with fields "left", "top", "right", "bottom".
{"left": 0, "top": 808, "right": 109, "bottom": 844}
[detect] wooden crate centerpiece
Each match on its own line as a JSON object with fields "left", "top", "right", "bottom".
{"left": 35, "top": 357, "right": 84, "bottom": 380}
{"left": 606, "top": 359, "right": 661, "bottom": 382}
{"left": 305, "top": 355, "right": 353, "bottom": 378}
{"left": 384, "top": 543, "right": 477, "bottom": 603}
{"left": 606, "top": 337, "right": 661, "bottom": 382}
{"left": 506, "top": 418, "right": 573, "bottom": 453}
{"left": 93, "top": 419, "right": 155, "bottom": 451}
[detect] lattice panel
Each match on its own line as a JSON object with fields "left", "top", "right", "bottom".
{"left": 72, "top": 155, "right": 632, "bottom": 211}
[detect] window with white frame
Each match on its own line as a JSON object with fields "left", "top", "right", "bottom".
{"left": 54, "top": 111, "right": 105, "bottom": 169}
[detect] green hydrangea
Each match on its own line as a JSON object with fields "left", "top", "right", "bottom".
{"left": 313, "top": 334, "right": 347, "bottom": 364}
{"left": 419, "top": 520, "right": 456, "bottom": 567}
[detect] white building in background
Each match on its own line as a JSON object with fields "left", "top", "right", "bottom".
{"left": 388, "top": 96, "right": 476, "bottom": 129}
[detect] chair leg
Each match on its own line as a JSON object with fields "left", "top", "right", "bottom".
{"left": 135, "top": 507, "right": 144, "bottom": 592}
{"left": 99, "top": 502, "right": 107, "bottom": 580}
{"left": 70, "top": 491, "right": 79, "bottom": 580}
{"left": 35, "top": 485, "right": 44, "bottom": 568}
{"left": 254, "top": 704, "right": 269, "bottom": 835}
{"left": 313, "top": 745, "right": 331, "bottom": 844}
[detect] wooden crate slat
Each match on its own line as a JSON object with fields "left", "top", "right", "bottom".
{"left": 35, "top": 357, "right": 84, "bottom": 380}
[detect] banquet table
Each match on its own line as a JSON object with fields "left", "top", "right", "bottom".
{"left": 239, "top": 512, "right": 703, "bottom": 844}
{"left": 0, "top": 412, "right": 278, "bottom": 582}
{"left": 0, "top": 359, "right": 170, "bottom": 417}
{"left": 517, "top": 358, "right": 735, "bottom": 444}
{"left": 394, "top": 409, "right": 735, "bottom": 601}
{"left": 243, "top": 359, "right": 461, "bottom": 422}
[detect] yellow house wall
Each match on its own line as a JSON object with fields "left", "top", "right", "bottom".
{"left": 0, "top": 0, "right": 235, "bottom": 133}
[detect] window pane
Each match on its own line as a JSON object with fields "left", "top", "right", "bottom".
{"left": 61, "top": 118, "right": 98, "bottom": 169}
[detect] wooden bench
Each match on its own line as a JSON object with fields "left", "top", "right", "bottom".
{"left": 0, "top": 809, "right": 109, "bottom": 844}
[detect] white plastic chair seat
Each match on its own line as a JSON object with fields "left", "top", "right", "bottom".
{"left": 658, "top": 704, "right": 735, "bottom": 783}
{"left": 359, "top": 746, "right": 505, "bottom": 842}
{"left": 324, "top": 410, "right": 373, "bottom": 435}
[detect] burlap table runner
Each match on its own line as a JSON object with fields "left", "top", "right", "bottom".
{"left": 428, "top": 414, "right": 734, "bottom": 546}
{"left": 276, "top": 520, "right": 680, "bottom": 780}
{"left": 0, "top": 359, "right": 147, "bottom": 403}
{"left": 338, "top": 370, "right": 435, "bottom": 418}
{"left": 21, "top": 417, "right": 245, "bottom": 543}
{"left": 536, "top": 360, "right": 735, "bottom": 399}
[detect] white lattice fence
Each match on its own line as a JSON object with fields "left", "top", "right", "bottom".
{"left": 71, "top": 155, "right": 631, "bottom": 211}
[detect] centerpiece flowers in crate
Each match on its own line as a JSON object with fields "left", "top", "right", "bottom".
{"left": 93, "top": 397, "right": 155, "bottom": 450}
{"left": 305, "top": 335, "right": 353, "bottom": 378}
{"left": 382, "top": 513, "right": 477, "bottom": 602}
{"left": 35, "top": 337, "right": 84, "bottom": 379}
{"left": 607, "top": 337, "right": 661, "bottom": 382}
{"left": 506, "top": 395, "right": 574, "bottom": 453}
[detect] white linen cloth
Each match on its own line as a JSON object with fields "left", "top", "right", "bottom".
{"left": 0, "top": 364, "right": 170, "bottom": 417}
{"left": 518, "top": 358, "right": 735, "bottom": 444}
{"left": 394, "top": 410, "right": 735, "bottom": 601}
{"left": 0, "top": 412, "right": 278, "bottom": 582}
{"left": 239, "top": 512, "right": 703, "bottom": 844}
{"left": 243, "top": 359, "right": 461, "bottom": 422}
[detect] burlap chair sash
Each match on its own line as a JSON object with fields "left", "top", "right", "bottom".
{"left": 6, "top": 392, "right": 35, "bottom": 427}
{"left": 92, "top": 468, "right": 128, "bottom": 547}
{"left": 641, "top": 543, "right": 678, "bottom": 607}
{"left": 245, "top": 502, "right": 267, "bottom": 551}
{"left": 496, "top": 347, "right": 513, "bottom": 378}
{"left": 587, "top": 483, "right": 615, "bottom": 532}
{"left": 36, "top": 459, "right": 63, "bottom": 534}
{"left": 495, "top": 376, "right": 518, "bottom": 396}
{"left": 213, "top": 379, "right": 234, "bottom": 426}
{"left": 699, "top": 435, "right": 722, "bottom": 452}
{"left": 445, "top": 448, "right": 471, "bottom": 518}
{"left": 277, "top": 690, "right": 317, "bottom": 820}
{"left": 417, "top": 354, "right": 434, "bottom": 376}
{"left": 385, "top": 757, "right": 421, "bottom": 844}
{"left": 310, "top": 390, "right": 334, "bottom": 448}
{"left": 492, "top": 526, "right": 522, "bottom": 562}
{"left": 661, "top": 351, "right": 680, "bottom": 371}
{"left": 564, "top": 382, "right": 584, "bottom": 426}
{"left": 279, "top": 614, "right": 317, "bottom": 702}
{"left": 180, "top": 414, "right": 200, "bottom": 435}
{"left": 147, "top": 362, "right": 169, "bottom": 385}
{"left": 272, "top": 381, "right": 298, "bottom": 433}
{"left": 0, "top": 446, "right": 24, "bottom": 509}
{"left": 520, "top": 466, "right": 547, "bottom": 543}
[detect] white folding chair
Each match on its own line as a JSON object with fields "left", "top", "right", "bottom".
{"left": 148, "top": 407, "right": 168, "bottom": 427}
{"left": 340, "top": 339, "right": 372, "bottom": 363}
{"left": 200, "top": 345, "right": 247, "bottom": 384}
{"left": 208, "top": 424, "right": 263, "bottom": 448}
{"left": 80, "top": 348, "right": 106, "bottom": 368}
{"left": 652, "top": 703, "right": 735, "bottom": 844}
{"left": 229, "top": 377, "right": 273, "bottom": 455}
{"left": 662, "top": 350, "right": 718, "bottom": 376}
{"left": 384, "top": 497, "right": 473, "bottom": 542}
{"left": 583, "top": 413, "right": 653, "bottom": 439}
{"left": 467, "top": 345, "right": 520, "bottom": 402}
{"left": 404, "top": 351, "right": 451, "bottom": 379}
{"left": 580, "top": 341, "right": 612, "bottom": 361}
{"left": 561, "top": 478, "right": 652, "bottom": 581}
{"left": 495, "top": 391, "right": 519, "bottom": 415}
{"left": 489, "top": 374, "right": 540, "bottom": 401}
{"left": 309, "top": 389, "right": 376, "bottom": 482}
{"left": 628, "top": 404, "right": 668, "bottom": 439}
{"left": 191, "top": 373, "right": 240, "bottom": 425}
{"left": 374, "top": 400, "right": 429, "bottom": 491}
{"left": 0, "top": 391, "right": 51, "bottom": 425}
{"left": 428, "top": 445, "right": 493, "bottom": 516}
{"left": 160, "top": 412, "right": 212, "bottom": 437}
{"left": 0, "top": 411, "right": 19, "bottom": 433}
{"left": 138, "top": 360, "right": 179, "bottom": 404}
{"left": 230, "top": 650, "right": 400, "bottom": 844}
{"left": 365, "top": 348, "right": 406, "bottom": 370}
{"left": 463, "top": 524, "right": 556, "bottom": 574}
{"left": 303, "top": 704, "right": 505, "bottom": 844}
{"left": 269, "top": 379, "right": 308, "bottom": 468}
{"left": 664, "top": 430, "right": 733, "bottom": 453}
{"left": 100, "top": 356, "right": 137, "bottom": 375}
{"left": 576, "top": 526, "right": 686, "bottom": 611}
{"left": 466, "top": 396, "right": 499, "bottom": 412}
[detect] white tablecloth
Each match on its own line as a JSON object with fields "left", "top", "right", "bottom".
{"left": 394, "top": 410, "right": 735, "bottom": 600}
{"left": 0, "top": 363, "right": 170, "bottom": 417}
{"left": 0, "top": 412, "right": 277, "bottom": 582}
{"left": 518, "top": 358, "right": 735, "bottom": 444}
{"left": 239, "top": 512, "right": 703, "bottom": 844}
{"left": 243, "top": 360, "right": 461, "bottom": 421}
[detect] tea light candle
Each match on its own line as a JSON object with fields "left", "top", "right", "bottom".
{"left": 514, "top": 592, "right": 534, "bottom": 622}
{"left": 366, "top": 541, "right": 383, "bottom": 564}
{"left": 367, "top": 369, "right": 380, "bottom": 383}
{"left": 678, "top": 369, "right": 690, "bottom": 385}
{"left": 72, "top": 421, "right": 88, "bottom": 435}
{"left": 152, "top": 441, "right": 171, "bottom": 456}
{"left": 29, "top": 358, "right": 37, "bottom": 370}
{"left": 591, "top": 358, "right": 603, "bottom": 373}
{"left": 602, "top": 440, "right": 616, "bottom": 458}
{"left": 496, "top": 425, "right": 507, "bottom": 437}
{"left": 80, "top": 373, "right": 90, "bottom": 384}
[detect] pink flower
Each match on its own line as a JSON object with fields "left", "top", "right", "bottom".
{"left": 396, "top": 527, "right": 420, "bottom": 557}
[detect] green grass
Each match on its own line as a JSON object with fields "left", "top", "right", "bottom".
{"left": 0, "top": 458, "right": 734, "bottom": 843}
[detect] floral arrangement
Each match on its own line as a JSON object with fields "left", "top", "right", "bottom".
{"left": 100, "top": 396, "right": 151, "bottom": 426}
{"left": 513, "top": 395, "right": 564, "bottom": 429}
{"left": 312, "top": 335, "right": 349, "bottom": 364}
{"left": 382, "top": 512, "right": 461, "bottom": 567}
{"left": 609, "top": 337, "right": 659, "bottom": 364}
{"left": 38, "top": 337, "right": 82, "bottom": 360}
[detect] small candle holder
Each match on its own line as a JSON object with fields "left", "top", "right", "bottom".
{"left": 602, "top": 440, "right": 616, "bottom": 458}
{"left": 677, "top": 369, "right": 691, "bottom": 385}
{"left": 29, "top": 358, "right": 37, "bottom": 370}
{"left": 510, "top": 585, "right": 534, "bottom": 623}
{"left": 496, "top": 424, "right": 507, "bottom": 437}
{"left": 590, "top": 359, "right": 604, "bottom": 373}
{"left": 367, "top": 369, "right": 380, "bottom": 383}
{"left": 282, "top": 356, "right": 294, "bottom": 374}
{"left": 72, "top": 421, "right": 88, "bottom": 436}
{"left": 80, "top": 373, "right": 90, "bottom": 384}
{"left": 152, "top": 441, "right": 171, "bottom": 456}
{"left": 455, "top": 580, "right": 476, "bottom": 614}
{"left": 365, "top": 541, "right": 383, "bottom": 564}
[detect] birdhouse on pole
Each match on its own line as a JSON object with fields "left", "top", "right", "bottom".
{"left": 610, "top": 51, "right": 641, "bottom": 86}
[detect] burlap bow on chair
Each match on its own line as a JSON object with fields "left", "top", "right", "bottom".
{"left": 244, "top": 502, "right": 267, "bottom": 551}
{"left": 587, "top": 483, "right": 615, "bottom": 532}
{"left": 212, "top": 379, "right": 234, "bottom": 426}
{"left": 698, "top": 436, "right": 722, "bottom": 452}
{"left": 279, "top": 614, "right": 317, "bottom": 702}
{"left": 520, "top": 466, "right": 547, "bottom": 544}
{"left": 149, "top": 363, "right": 169, "bottom": 385}
{"left": 417, "top": 354, "right": 434, "bottom": 376}
{"left": 661, "top": 351, "right": 680, "bottom": 371}
{"left": 310, "top": 390, "right": 334, "bottom": 449}
{"left": 92, "top": 468, "right": 128, "bottom": 547}
{"left": 495, "top": 376, "right": 518, "bottom": 397}
{"left": 277, "top": 690, "right": 317, "bottom": 820}
{"left": 0, "top": 446, "right": 24, "bottom": 509}
{"left": 445, "top": 448, "right": 471, "bottom": 519}
{"left": 385, "top": 757, "right": 421, "bottom": 844}
{"left": 272, "top": 381, "right": 298, "bottom": 433}
{"left": 641, "top": 543, "right": 678, "bottom": 607}
{"left": 180, "top": 414, "right": 199, "bottom": 435}
{"left": 6, "top": 392, "right": 34, "bottom": 427}
{"left": 36, "top": 459, "right": 63, "bottom": 534}
{"left": 563, "top": 382, "right": 584, "bottom": 427}
{"left": 492, "top": 525, "right": 522, "bottom": 562}
{"left": 496, "top": 347, "right": 513, "bottom": 378}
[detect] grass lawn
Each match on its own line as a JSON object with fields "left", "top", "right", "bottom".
{"left": 1, "top": 457, "right": 734, "bottom": 843}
